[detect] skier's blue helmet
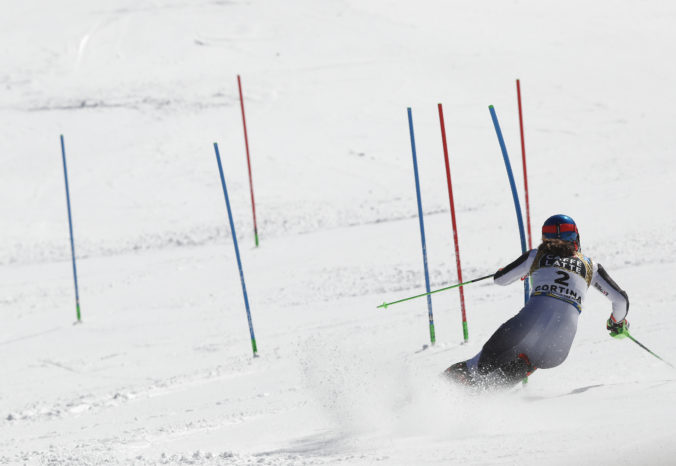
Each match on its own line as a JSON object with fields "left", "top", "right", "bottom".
{"left": 542, "top": 214, "right": 580, "bottom": 250}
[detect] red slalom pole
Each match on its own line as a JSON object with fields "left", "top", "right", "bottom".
{"left": 438, "top": 103, "right": 468, "bottom": 342}
{"left": 516, "top": 79, "right": 532, "bottom": 250}
{"left": 237, "top": 74, "right": 259, "bottom": 247}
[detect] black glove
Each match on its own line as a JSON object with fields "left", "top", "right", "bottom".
{"left": 606, "top": 318, "right": 629, "bottom": 339}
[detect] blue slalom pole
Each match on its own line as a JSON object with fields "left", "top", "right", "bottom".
{"left": 407, "top": 108, "right": 435, "bottom": 345}
{"left": 488, "top": 106, "right": 530, "bottom": 303}
{"left": 213, "top": 143, "right": 258, "bottom": 357}
{"left": 60, "top": 135, "right": 82, "bottom": 322}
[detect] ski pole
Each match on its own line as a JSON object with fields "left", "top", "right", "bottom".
{"left": 627, "top": 333, "right": 674, "bottom": 369}
{"left": 377, "top": 274, "right": 494, "bottom": 309}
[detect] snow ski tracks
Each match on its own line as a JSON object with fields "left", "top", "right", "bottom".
{"left": 3, "top": 354, "right": 264, "bottom": 423}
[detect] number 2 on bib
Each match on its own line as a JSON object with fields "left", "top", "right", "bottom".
{"left": 554, "top": 271, "right": 570, "bottom": 287}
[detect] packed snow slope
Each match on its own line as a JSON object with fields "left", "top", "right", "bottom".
{"left": 2, "top": 0, "right": 676, "bottom": 464}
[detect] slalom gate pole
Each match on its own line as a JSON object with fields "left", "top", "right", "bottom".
{"left": 438, "top": 103, "right": 469, "bottom": 342}
{"left": 516, "top": 79, "right": 532, "bottom": 250}
{"left": 488, "top": 105, "right": 529, "bottom": 304}
{"left": 490, "top": 105, "right": 531, "bottom": 385}
{"left": 60, "top": 135, "right": 82, "bottom": 323}
{"left": 378, "top": 274, "right": 494, "bottom": 309}
{"left": 407, "top": 107, "right": 435, "bottom": 345}
{"left": 214, "top": 143, "right": 258, "bottom": 357}
{"left": 237, "top": 75, "right": 260, "bottom": 248}
{"left": 627, "top": 333, "right": 674, "bottom": 369}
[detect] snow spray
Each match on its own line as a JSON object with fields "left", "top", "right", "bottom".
{"left": 237, "top": 75, "right": 259, "bottom": 248}
{"left": 437, "top": 103, "right": 469, "bottom": 343}
{"left": 213, "top": 142, "right": 258, "bottom": 357}
{"left": 407, "top": 108, "right": 435, "bottom": 345}
{"left": 516, "top": 79, "right": 533, "bottom": 249}
{"left": 488, "top": 106, "right": 529, "bottom": 304}
{"left": 59, "top": 135, "right": 82, "bottom": 323}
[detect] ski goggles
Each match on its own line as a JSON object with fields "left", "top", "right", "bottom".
{"left": 542, "top": 223, "right": 578, "bottom": 242}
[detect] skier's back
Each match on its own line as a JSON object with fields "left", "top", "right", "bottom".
{"left": 445, "top": 214, "right": 629, "bottom": 388}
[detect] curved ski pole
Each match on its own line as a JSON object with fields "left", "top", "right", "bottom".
{"left": 627, "top": 333, "right": 674, "bottom": 369}
{"left": 377, "top": 274, "right": 494, "bottom": 309}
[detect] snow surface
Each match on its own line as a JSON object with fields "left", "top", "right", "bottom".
{"left": 2, "top": 0, "right": 676, "bottom": 464}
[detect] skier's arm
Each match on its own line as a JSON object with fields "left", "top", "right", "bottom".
{"left": 494, "top": 249, "right": 538, "bottom": 286}
{"left": 591, "top": 263, "right": 629, "bottom": 323}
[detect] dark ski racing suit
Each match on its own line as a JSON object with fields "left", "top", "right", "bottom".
{"left": 463, "top": 248, "right": 629, "bottom": 385}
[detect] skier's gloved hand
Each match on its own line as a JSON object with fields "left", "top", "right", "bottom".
{"left": 607, "top": 318, "right": 630, "bottom": 339}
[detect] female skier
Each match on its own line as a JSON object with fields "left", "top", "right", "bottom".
{"left": 445, "top": 214, "right": 630, "bottom": 388}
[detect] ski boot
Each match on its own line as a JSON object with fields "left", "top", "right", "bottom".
{"left": 491, "top": 353, "right": 537, "bottom": 388}
{"left": 443, "top": 361, "right": 476, "bottom": 387}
